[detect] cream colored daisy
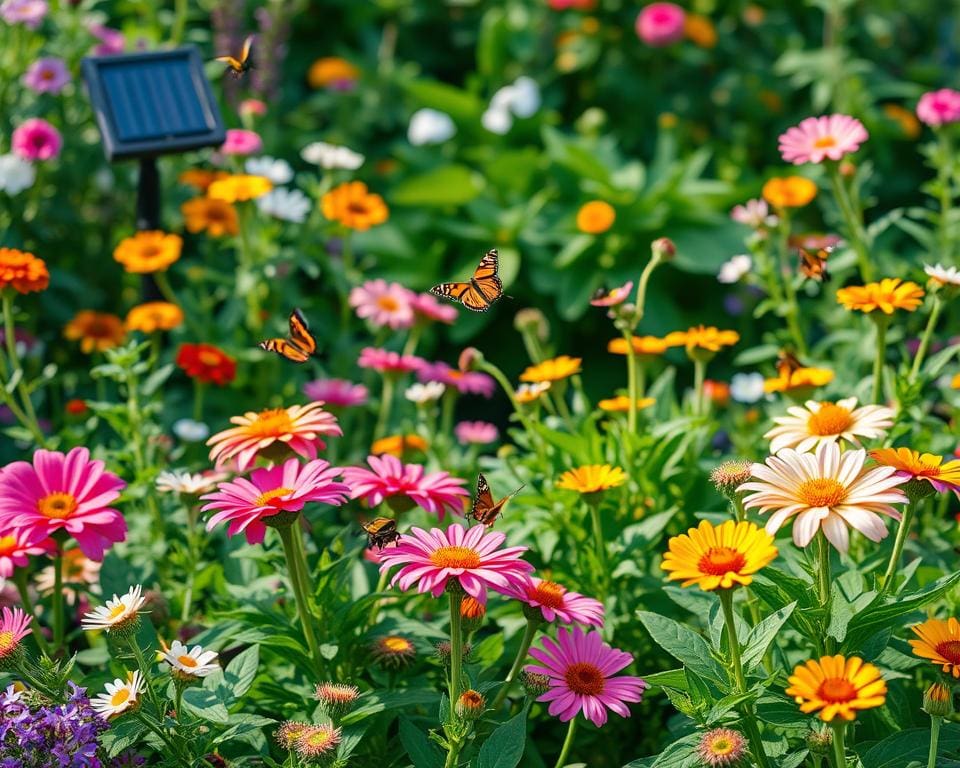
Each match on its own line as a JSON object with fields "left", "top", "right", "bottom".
{"left": 160, "top": 640, "right": 220, "bottom": 679}
{"left": 81, "top": 585, "right": 146, "bottom": 632}
{"left": 156, "top": 469, "right": 229, "bottom": 496}
{"left": 91, "top": 671, "right": 144, "bottom": 718}
{"left": 738, "top": 442, "right": 908, "bottom": 553}
{"left": 924, "top": 263, "right": 960, "bottom": 287}
{"left": 763, "top": 397, "right": 894, "bottom": 454}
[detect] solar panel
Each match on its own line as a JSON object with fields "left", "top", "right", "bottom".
{"left": 82, "top": 47, "right": 226, "bottom": 160}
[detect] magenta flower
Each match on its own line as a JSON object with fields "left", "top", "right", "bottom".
{"left": 201, "top": 458, "right": 349, "bottom": 545}
{"left": 410, "top": 292, "right": 458, "bottom": 325}
{"left": 302, "top": 378, "right": 369, "bottom": 408}
{"left": 22, "top": 57, "right": 70, "bottom": 94}
{"left": 498, "top": 576, "right": 604, "bottom": 627}
{"left": 0, "top": 0, "right": 48, "bottom": 29}
{"left": 917, "top": 89, "right": 960, "bottom": 128}
{"left": 417, "top": 361, "right": 495, "bottom": 397}
{"left": 0, "top": 447, "right": 126, "bottom": 561}
{"left": 358, "top": 347, "right": 425, "bottom": 375}
{"left": 730, "top": 198, "right": 777, "bottom": 229}
{"left": 526, "top": 626, "right": 648, "bottom": 726}
{"left": 0, "top": 606, "right": 32, "bottom": 664}
{"left": 349, "top": 280, "right": 416, "bottom": 329}
{"left": 590, "top": 281, "right": 634, "bottom": 307}
{"left": 12, "top": 118, "right": 62, "bottom": 162}
{"left": 778, "top": 114, "right": 868, "bottom": 165}
{"left": 0, "top": 528, "right": 54, "bottom": 578}
{"left": 89, "top": 24, "right": 125, "bottom": 55}
{"left": 221, "top": 129, "right": 263, "bottom": 156}
{"left": 635, "top": 2, "right": 685, "bottom": 46}
{"left": 378, "top": 523, "right": 533, "bottom": 604}
{"left": 342, "top": 454, "right": 469, "bottom": 519}
{"left": 454, "top": 420, "right": 499, "bottom": 446}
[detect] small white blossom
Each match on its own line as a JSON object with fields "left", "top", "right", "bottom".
{"left": 718, "top": 254, "right": 752, "bottom": 284}
{"left": 0, "top": 153, "right": 35, "bottom": 194}
{"left": 173, "top": 418, "right": 210, "bottom": 443}
{"left": 925, "top": 263, "right": 960, "bottom": 287}
{"left": 730, "top": 373, "right": 766, "bottom": 404}
{"left": 300, "top": 141, "right": 364, "bottom": 170}
{"left": 256, "top": 187, "right": 311, "bottom": 223}
{"left": 481, "top": 107, "right": 513, "bottom": 135}
{"left": 91, "top": 672, "right": 144, "bottom": 718}
{"left": 161, "top": 640, "right": 220, "bottom": 679}
{"left": 405, "top": 381, "right": 446, "bottom": 404}
{"left": 408, "top": 108, "right": 456, "bottom": 146}
{"left": 81, "top": 585, "right": 145, "bottom": 632}
{"left": 245, "top": 156, "right": 294, "bottom": 185}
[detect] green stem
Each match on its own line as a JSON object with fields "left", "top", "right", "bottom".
{"left": 448, "top": 591, "right": 464, "bottom": 723}
{"left": 928, "top": 715, "right": 942, "bottom": 768}
{"left": 827, "top": 163, "right": 873, "bottom": 281}
{"left": 235, "top": 205, "right": 262, "bottom": 331}
{"left": 623, "top": 330, "right": 639, "bottom": 434}
{"left": 777, "top": 216, "right": 808, "bottom": 355}
{"left": 374, "top": 375, "right": 395, "bottom": 440}
{"left": 587, "top": 498, "right": 608, "bottom": 591}
{"left": 831, "top": 721, "right": 847, "bottom": 768}
{"left": 491, "top": 618, "right": 539, "bottom": 711}
{"left": 552, "top": 716, "right": 578, "bottom": 768}
{"left": 936, "top": 129, "right": 954, "bottom": 264}
{"left": 367, "top": 569, "right": 390, "bottom": 629}
{"left": 871, "top": 316, "right": 889, "bottom": 405}
{"left": 15, "top": 569, "right": 49, "bottom": 656}
{"left": 815, "top": 532, "right": 834, "bottom": 655}
{"left": 193, "top": 381, "right": 205, "bottom": 422}
{"left": 402, "top": 325, "right": 422, "bottom": 357}
{"left": 1, "top": 291, "right": 46, "bottom": 446}
{"left": 909, "top": 296, "right": 943, "bottom": 382}
{"left": 631, "top": 250, "right": 663, "bottom": 328}
{"left": 693, "top": 358, "right": 706, "bottom": 417}
{"left": 878, "top": 501, "right": 915, "bottom": 597}
{"left": 277, "top": 524, "right": 322, "bottom": 673}
{"left": 52, "top": 550, "right": 64, "bottom": 655}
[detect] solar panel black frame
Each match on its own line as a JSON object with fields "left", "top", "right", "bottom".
{"left": 82, "top": 47, "right": 226, "bottom": 161}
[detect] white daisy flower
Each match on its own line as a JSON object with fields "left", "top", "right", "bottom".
{"left": 300, "top": 141, "right": 364, "bottom": 170}
{"left": 481, "top": 106, "right": 512, "bottom": 135}
{"left": 405, "top": 381, "right": 446, "bottom": 404}
{"left": 718, "top": 254, "right": 752, "bottom": 284}
{"left": 245, "top": 156, "right": 294, "bottom": 185}
{"left": 924, "top": 263, "right": 960, "bottom": 287}
{"left": 729, "top": 372, "right": 765, "bottom": 404}
{"left": 763, "top": 397, "right": 894, "bottom": 454}
{"left": 256, "top": 187, "right": 311, "bottom": 223}
{"left": 156, "top": 470, "right": 229, "bottom": 496}
{"left": 92, "top": 672, "right": 144, "bottom": 719}
{"left": 81, "top": 585, "right": 146, "bottom": 632}
{"left": 173, "top": 418, "right": 210, "bottom": 443}
{"left": 489, "top": 76, "right": 541, "bottom": 119}
{"left": 0, "top": 154, "right": 35, "bottom": 195}
{"left": 160, "top": 640, "right": 219, "bottom": 679}
{"left": 408, "top": 108, "right": 456, "bottom": 146}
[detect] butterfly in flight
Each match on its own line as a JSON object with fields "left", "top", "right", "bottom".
{"left": 258, "top": 308, "right": 317, "bottom": 363}
{"left": 215, "top": 35, "right": 255, "bottom": 79}
{"left": 360, "top": 517, "right": 401, "bottom": 550}
{"left": 798, "top": 246, "right": 832, "bottom": 282}
{"left": 776, "top": 348, "right": 805, "bottom": 379}
{"left": 430, "top": 249, "right": 504, "bottom": 312}
{"left": 471, "top": 473, "right": 524, "bottom": 527}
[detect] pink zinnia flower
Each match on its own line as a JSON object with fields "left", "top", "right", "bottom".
{"left": 917, "top": 89, "right": 960, "bottom": 128}
{"left": 410, "top": 292, "right": 458, "bottom": 324}
{"left": 635, "top": 2, "right": 685, "bottom": 46}
{"left": 730, "top": 198, "right": 777, "bottom": 228}
{"left": 22, "top": 57, "right": 70, "bottom": 94}
{"left": 239, "top": 98, "right": 268, "bottom": 117}
{"left": 12, "top": 118, "right": 62, "bottom": 162}
{"left": 417, "top": 361, "right": 495, "bottom": 397}
{"left": 0, "top": 606, "right": 32, "bottom": 664}
{"left": 302, "top": 378, "right": 369, "bottom": 408}
{"left": 221, "top": 129, "right": 263, "bottom": 156}
{"left": 201, "top": 458, "right": 349, "bottom": 545}
{"left": 358, "top": 347, "right": 425, "bottom": 375}
{"left": 525, "top": 625, "right": 648, "bottom": 726}
{"left": 342, "top": 454, "right": 469, "bottom": 519}
{"left": 590, "top": 281, "right": 634, "bottom": 307}
{"left": 498, "top": 576, "right": 604, "bottom": 627}
{"left": 0, "top": 528, "right": 54, "bottom": 578}
{"left": 1, "top": 0, "right": 48, "bottom": 29}
{"left": 378, "top": 523, "right": 533, "bottom": 604}
{"left": 349, "top": 280, "right": 416, "bottom": 329}
{"left": 778, "top": 114, "right": 869, "bottom": 165}
{"left": 0, "top": 447, "right": 126, "bottom": 561}
{"left": 454, "top": 420, "right": 499, "bottom": 446}
{"left": 207, "top": 402, "right": 342, "bottom": 471}
{"left": 89, "top": 24, "right": 125, "bottom": 55}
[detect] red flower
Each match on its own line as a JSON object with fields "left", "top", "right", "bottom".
{"left": 176, "top": 343, "right": 236, "bottom": 386}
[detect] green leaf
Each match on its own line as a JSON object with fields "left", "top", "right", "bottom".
{"left": 391, "top": 165, "right": 484, "bottom": 207}
{"left": 398, "top": 716, "right": 443, "bottom": 768}
{"left": 402, "top": 78, "right": 484, "bottom": 121}
{"left": 642, "top": 668, "right": 687, "bottom": 691}
{"left": 101, "top": 718, "right": 148, "bottom": 757}
{"left": 221, "top": 645, "right": 259, "bottom": 701}
{"left": 476, "top": 706, "right": 528, "bottom": 768}
{"left": 742, "top": 602, "right": 796, "bottom": 671}
{"left": 637, "top": 611, "right": 725, "bottom": 683}
{"left": 182, "top": 686, "right": 230, "bottom": 723}
{"left": 859, "top": 725, "right": 960, "bottom": 768}
{"left": 649, "top": 734, "right": 700, "bottom": 767}
{"left": 340, "top": 689, "right": 441, "bottom": 725}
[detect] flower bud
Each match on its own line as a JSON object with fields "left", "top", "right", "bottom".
{"left": 520, "top": 671, "right": 550, "bottom": 697}
{"left": 459, "top": 596, "right": 485, "bottom": 634}
{"left": 275, "top": 721, "right": 312, "bottom": 749}
{"left": 924, "top": 682, "right": 953, "bottom": 717}
{"left": 434, "top": 640, "right": 472, "bottom": 665}
{"left": 458, "top": 346, "right": 482, "bottom": 372}
{"left": 314, "top": 682, "right": 361, "bottom": 717}
{"left": 710, "top": 460, "right": 753, "bottom": 500}
{"left": 514, "top": 308, "right": 549, "bottom": 341}
{"left": 805, "top": 728, "right": 832, "bottom": 755}
{"left": 901, "top": 477, "right": 938, "bottom": 503}
{"left": 651, "top": 237, "right": 676, "bottom": 261}
{"left": 455, "top": 689, "right": 486, "bottom": 720}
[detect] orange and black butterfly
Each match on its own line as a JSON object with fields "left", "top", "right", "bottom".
{"left": 360, "top": 517, "right": 401, "bottom": 550}
{"left": 258, "top": 308, "right": 317, "bottom": 363}
{"left": 430, "top": 249, "right": 504, "bottom": 312}
{"left": 471, "top": 473, "right": 524, "bottom": 527}
{"left": 798, "top": 246, "right": 833, "bottom": 282}
{"left": 776, "top": 348, "right": 805, "bottom": 379}
{"left": 215, "top": 35, "right": 255, "bottom": 79}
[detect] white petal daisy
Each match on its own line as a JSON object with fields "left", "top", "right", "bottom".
{"left": 91, "top": 671, "right": 144, "bottom": 718}
{"left": 763, "top": 397, "right": 894, "bottom": 454}
{"left": 156, "top": 469, "right": 229, "bottom": 496}
{"left": 924, "top": 263, "right": 960, "bottom": 287}
{"left": 161, "top": 640, "right": 220, "bottom": 679}
{"left": 405, "top": 381, "right": 446, "bottom": 404}
{"left": 81, "top": 585, "right": 145, "bottom": 632}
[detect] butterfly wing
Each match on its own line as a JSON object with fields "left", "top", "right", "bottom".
{"left": 258, "top": 338, "right": 311, "bottom": 363}
{"left": 472, "top": 473, "right": 497, "bottom": 524}
{"left": 472, "top": 249, "right": 500, "bottom": 280}
{"left": 799, "top": 248, "right": 830, "bottom": 282}
{"left": 431, "top": 281, "right": 473, "bottom": 302}
{"left": 215, "top": 55, "right": 243, "bottom": 71}
{"left": 432, "top": 249, "right": 504, "bottom": 312}
{"left": 776, "top": 349, "right": 804, "bottom": 379}
{"left": 288, "top": 308, "right": 317, "bottom": 357}
{"left": 240, "top": 35, "right": 254, "bottom": 65}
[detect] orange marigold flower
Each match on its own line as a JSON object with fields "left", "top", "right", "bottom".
{"left": 181, "top": 197, "right": 239, "bottom": 237}
{"left": 684, "top": 14, "right": 717, "bottom": 48}
{"left": 664, "top": 326, "right": 739, "bottom": 354}
{"left": 598, "top": 395, "right": 655, "bottom": 413}
{"left": 308, "top": 57, "right": 360, "bottom": 89}
{"left": 785, "top": 655, "right": 886, "bottom": 722}
{"left": 176, "top": 343, "right": 236, "bottom": 386}
{"left": 125, "top": 302, "right": 184, "bottom": 333}
{"left": 909, "top": 617, "right": 960, "bottom": 678}
{"left": 576, "top": 201, "right": 616, "bottom": 234}
{"left": 520, "top": 355, "right": 582, "bottom": 383}
{"left": 371, "top": 434, "right": 428, "bottom": 458}
{"left": 557, "top": 464, "right": 626, "bottom": 493}
{"left": 64, "top": 311, "right": 126, "bottom": 353}
{"left": 836, "top": 278, "right": 925, "bottom": 314}
{"left": 0, "top": 248, "right": 49, "bottom": 294}
{"left": 113, "top": 231, "right": 183, "bottom": 274}
{"left": 607, "top": 336, "right": 669, "bottom": 356}
{"left": 321, "top": 181, "right": 389, "bottom": 231}
{"left": 661, "top": 520, "right": 777, "bottom": 591}
{"left": 882, "top": 103, "right": 921, "bottom": 140}
{"left": 516, "top": 381, "right": 551, "bottom": 404}
{"left": 764, "top": 366, "right": 834, "bottom": 394}
{"left": 178, "top": 169, "right": 228, "bottom": 192}
{"left": 762, "top": 176, "right": 818, "bottom": 208}
{"left": 207, "top": 174, "right": 272, "bottom": 203}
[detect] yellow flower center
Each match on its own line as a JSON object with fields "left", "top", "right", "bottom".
{"left": 36, "top": 492, "right": 78, "bottom": 519}
{"left": 531, "top": 580, "right": 566, "bottom": 609}
{"left": 817, "top": 677, "right": 856, "bottom": 703}
{"left": 110, "top": 688, "right": 131, "bottom": 707}
{"left": 813, "top": 136, "right": 837, "bottom": 149}
{"left": 935, "top": 640, "right": 960, "bottom": 664}
{"left": 303, "top": 730, "right": 335, "bottom": 749}
{"left": 429, "top": 545, "right": 482, "bottom": 569}
{"left": 253, "top": 487, "right": 293, "bottom": 507}
{"left": 107, "top": 603, "right": 128, "bottom": 620}
{"left": 698, "top": 546, "right": 747, "bottom": 576}
{"left": 707, "top": 736, "right": 735, "bottom": 755}
{"left": 0, "top": 535, "right": 15, "bottom": 555}
{"left": 177, "top": 654, "right": 199, "bottom": 668}
{"left": 0, "top": 631, "right": 14, "bottom": 654}
{"left": 796, "top": 478, "right": 847, "bottom": 507}
{"left": 564, "top": 661, "right": 605, "bottom": 696}
{"left": 377, "top": 296, "right": 400, "bottom": 311}
{"left": 382, "top": 636, "right": 412, "bottom": 653}
{"left": 197, "top": 349, "right": 224, "bottom": 366}
{"left": 807, "top": 403, "right": 854, "bottom": 436}
{"left": 249, "top": 408, "right": 294, "bottom": 437}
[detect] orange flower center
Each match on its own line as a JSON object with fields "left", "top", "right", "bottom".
{"left": 530, "top": 580, "right": 567, "bottom": 609}
{"left": 197, "top": 349, "right": 224, "bottom": 366}
{"left": 139, "top": 245, "right": 161, "bottom": 259}
{"left": 935, "top": 640, "right": 960, "bottom": 664}
{"left": 382, "top": 636, "right": 412, "bottom": 653}
{"left": 253, "top": 487, "right": 293, "bottom": 507}
{"left": 796, "top": 478, "right": 847, "bottom": 507}
{"left": 698, "top": 546, "right": 747, "bottom": 576}
{"left": 817, "top": 677, "right": 856, "bottom": 703}
{"left": 36, "top": 492, "right": 78, "bottom": 519}
{"left": 249, "top": 408, "right": 294, "bottom": 437}
{"left": 110, "top": 688, "right": 131, "bottom": 707}
{"left": 813, "top": 136, "right": 837, "bottom": 149}
{"left": 377, "top": 296, "right": 400, "bottom": 311}
{"left": 0, "top": 535, "right": 15, "bottom": 556}
{"left": 177, "top": 654, "right": 199, "bottom": 668}
{"left": 807, "top": 403, "right": 854, "bottom": 436}
{"left": 564, "top": 662, "right": 605, "bottom": 696}
{"left": 0, "top": 631, "right": 14, "bottom": 654}
{"left": 347, "top": 201, "right": 370, "bottom": 215}
{"left": 429, "top": 545, "right": 481, "bottom": 569}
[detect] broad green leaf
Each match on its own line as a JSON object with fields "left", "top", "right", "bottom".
{"left": 859, "top": 725, "right": 960, "bottom": 768}
{"left": 650, "top": 734, "right": 700, "bottom": 767}
{"left": 402, "top": 78, "right": 484, "bottom": 121}
{"left": 221, "top": 645, "right": 259, "bottom": 701}
{"left": 341, "top": 689, "right": 441, "bottom": 725}
{"left": 476, "top": 706, "right": 527, "bottom": 768}
{"left": 642, "top": 668, "right": 687, "bottom": 691}
{"left": 391, "top": 165, "right": 484, "bottom": 207}
{"left": 741, "top": 602, "right": 796, "bottom": 672}
{"left": 398, "top": 716, "right": 443, "bottom": 768}
{"left": 182, "top": 686, "right": 230, "bottom": 723}
{"left": 637, "top": 611, "right": 725, "bottom": 683}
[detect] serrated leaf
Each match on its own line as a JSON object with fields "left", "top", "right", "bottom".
{"left": 637, "top": 611, "right": 725, "bottom": 683}
{"left": 742, "top": 602, "right": 795, "bottom": 671}
{"left": 398, "top": 716, "right": 443, "bottom": 768}
{"left": 476, "top": 705, "right": 527, "bottom": 768}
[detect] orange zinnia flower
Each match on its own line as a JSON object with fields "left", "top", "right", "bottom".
{"left": 664, "top": 326, "right": 739, "bottom": 354}
{"left": 764, "top": 366, "right": 834, "bottom": 394}
{"left": 598, "top": 395, "right": 655, "bottom": 413}
{"left": 786, "top": 655, "right": 886, "bottom": 722}
{"left": 308, "top": 57, "right": 360, "bottom": 89}
{"left": 181, "top": 197, "right": 239, "bottom": 237}
{"left": 176, "top": 343, "right": 236, "bottom": 386}
{"left": 836, "top": 278, "right": 925, "bottom": 314}
{"left": 557, "top": 464, "right": 626, "bottom": 493}
{"left": 909, "top": 617, "right": 960, "bottom": 677}
{"left": 113, "top": 231, "right": 183, "bottom": 274}
{"left": 520, "top": 355, "right": 582, "bottom": 383}
{"left": 0, "top": 248, "right": 49, "bottom": 294}
{"left": 762, "top": 176, "right": 817, "bottom": 208}
{"left": 607, "top": 336, "right": 670, "bottom": 357}
{"left": 125, "top": 302, "right": 184, "bottom": 333}
{"left": 371, "top": 434, "right": 428, "bottom": 458}
{"left": 576, "top": 201, "right": 616, "bottom": 234}
{"left": 64, "top": 311, "right": 126, "bottom": 353}
{"left": 321, "top": 181, "right": 388, "bottom": 231}
{"left": 207, "top": 175, "right": 272, "bottom": 203}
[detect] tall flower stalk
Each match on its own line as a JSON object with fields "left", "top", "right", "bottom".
{"left": 276, "top": 523, "right": 322, "bottom": 674}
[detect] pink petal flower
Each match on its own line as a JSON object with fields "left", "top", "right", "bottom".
{"left": 778, "top": 114, "right": 868, "bottom": 165}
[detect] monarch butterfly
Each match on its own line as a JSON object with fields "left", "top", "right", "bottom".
{"left": 471, "top": 473, "right": 524, "bottom": 527}
{"left": 430, "top": 249, "right": 504, "bottom": 312}
{"left": 258, "top": 308, "right": 317, "bottom": 363}
{"left": 215, "top": 35, "right": 255, "bottom": 78}
{"left": 360, "top": 517, "right": 401, "bottom": 550}
{"left": 776, "top": 348, "right": 805, "bottom": 379}
{"left": 798, "top": 246, "right": 832, "bottom": 282}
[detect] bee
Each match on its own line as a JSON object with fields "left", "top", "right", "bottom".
{"left": 798, "top": 246, "right": 833, "bottom": 282}
{"left": 360, "top": 517, "right": 400, "bottom": 550}
{"left": 215, "top": 35, "right": 255, "bottom": 79}
{"left": 471, "top": 473, "right": 524, "bottom": 527}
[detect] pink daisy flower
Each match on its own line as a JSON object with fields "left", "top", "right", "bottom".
{"left": 525, "top": 625, "right": 648, "bottom": 727}
{"left": 22, "top": 57, "right": 70, "bottom": 94}
{"left": 302, "top": 378, "right": 369, "bottom": 408}
{"left": 12, "top": 118, "right": 62, "bottom": 162}
{"left": 730, "top": 198, "right": 777, "bottom": 229}
{"left": 410, "top": 292, "right": 458, "bottom": 325}
{"left": 778, "top": 114, "right": 869, "bottom": 165}
{"left": 342, "top": 454, "right": 469, "bottom": 519}
{"left": 89, "top": 24, "right": 125, "bottom": 55}
{"left": 0, "top": 606, "right": 32, "bottom": 664}
{"left": 454, "top": 420, "right": 499, "bottom": 446}
{"left": 590, "top": 281, "right": 634, "bottom": 307}
{"left": 221, "top": 129, "right": 262, "bottom": 156}
{"left": 207, "top": 402, "right": 342, "bottom": 471}
{"left": 498, "top": 576, "right": 604, "bottom": 627}
{"left": 377, "top": 523, "right": 533, "bottom": 604}
{"left": 0, "top": 0, "right": 47, "bottom": 29}
{"left": 917, "top": 89, "right": 960, "bottom": 127}
{"left": 417, "top": 361, "right": 495, "bottom": 397}
{"left": 201, "top": 458, "right": 349, "bottom": 545}
{"left": 0, "top": 528, "right": 55, "bottom": 578}
{"left": 240, "top": 98, "right": 268, "bottom": 117}
{"left": 635, "top": 2, "right": 685, "bottom": 46}
{"left": 358, "top": 347, "right": 425, "bottom": 375}
{"left": 349, "top": 280, "right": 416, "bottom": 330}
{"left": 0, "top": 447, "right": 126, "bottom": 561}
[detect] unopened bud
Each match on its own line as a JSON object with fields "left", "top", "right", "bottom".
{"left": 520, "top": 671, "right": 550, "bottom": 697}
{"left": 458, "top": 347, "right": 482, "bottom": 372}
{"left": 314, "top": 682, "right": 361, "bottom": 717}
{"left": 924, "top": 682, "right": 953, "bottom": 717}
{"left": 434, "top": 640, "right": 472, "bottom": 665}
{"left": 710, "top": 460, "right": 753, "bottom": 500}
{"left": 514, "top": 308, "right": 549, "bottom": 341}
{"left": 459, "top": 596, "right": 485, "bottom": 633}
{"left": 455, "top": 690, "right": 486, "bottom": 720}
{"left": 806, "top": 728, "right": 832, "bottom": 755}
{"left": 652, "top": 237, "right": 676, "bottom": 261}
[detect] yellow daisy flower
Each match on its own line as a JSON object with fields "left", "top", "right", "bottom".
{"left": 556, "top": 464, "right": 626, "bottom": 493}
{"left": 785, "top": 655, "right": 887, "bottom": 722}
{"left": 520, "top": 355, "right": 582, "bottom": 383}
{"left": 661, "top": 519, "right": 777, "bottom": 591}
{"left": 836, "top": 278, "right": 925, "bottom": 314}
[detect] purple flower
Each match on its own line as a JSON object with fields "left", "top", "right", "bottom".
{"left": 22, "top": 57, "right": 70, "bottom": 94}
{"left": 417, "top": 361, "right": 496, "bottom": 397}
{"left": 88, "top": 24, "right": 125, "bottom": 55}
{"left": 0, "top": 0, "right": 48, "bottom": 29}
